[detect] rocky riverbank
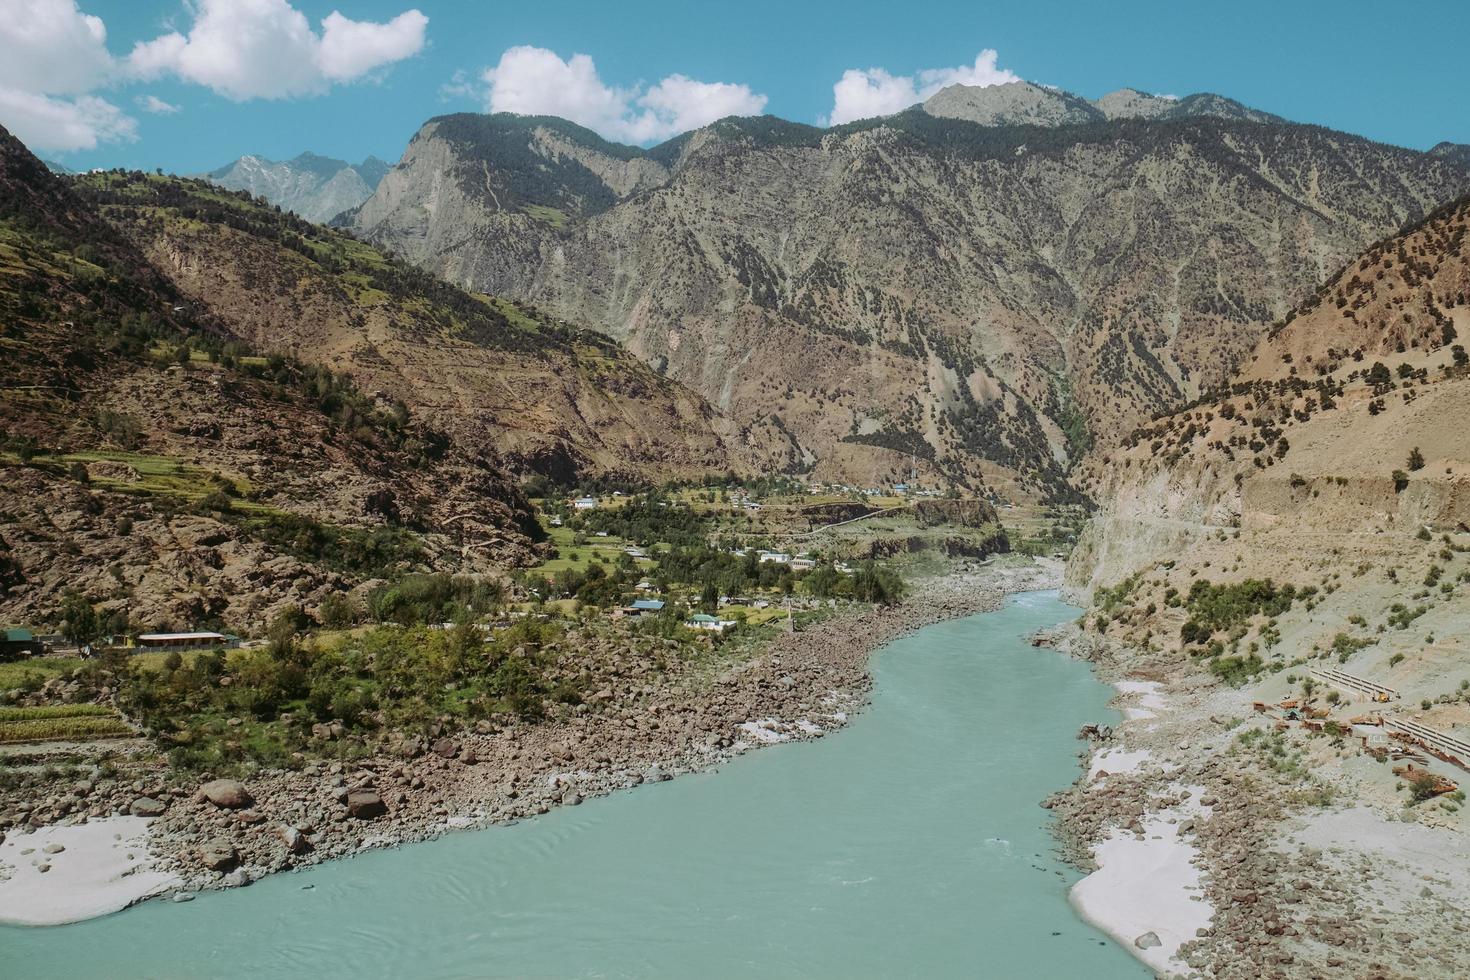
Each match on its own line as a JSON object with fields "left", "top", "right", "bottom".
{"left": 1037, "top": 625, "right": 1470, "bottom": 979}
{"left": 0, "top": 558, "right": 1060, "bottom": 923}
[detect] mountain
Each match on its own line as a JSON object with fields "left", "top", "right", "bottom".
{"left": 201, "top": 152, "right": 392, "bottom": 223}
{"left": 81, "top": 173, "right": 733, "bottom": 482}
{"left": 1091, "top": 88, "right": 1284, "bottom": 124}
{"left": 1430, "top": 141, "right": 1470, "bottom": 169}
{"left": 350, "top": 107, "right": 1470, "bottom": 499}
{"left": 0, "top": 123, "right": 546, "bottom": 632}
{"left": 923, "top": 81, "right": 1103, "bottom": 127}
{"left": 1069, "top": 185, "right": 1470, "bottom": 725}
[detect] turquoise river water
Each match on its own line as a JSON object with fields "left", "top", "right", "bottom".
{"left": 3, "top": 590, "right": 1146, "bottom": 979}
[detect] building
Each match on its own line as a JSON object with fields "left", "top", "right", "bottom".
{"left": 685, "top": 614, "right": 737, "bottom": 633}
{"left": 757, "top": 551, "right": 791, "bottom": 564}
{"left": 134, "top": 631, "right": 233, "bottom": 651}
{"left": 624, "top": 599, "right": 666, "bottom": 617}
{"left": 573, "top": 497, "right": 598, "bottom": 510}
{"left": 0, "top": 627, "right": 44, "bottom": 661}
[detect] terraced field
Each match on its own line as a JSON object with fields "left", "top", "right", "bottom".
{"left": 0, "top": 704, "right": 134, "bottom": 744}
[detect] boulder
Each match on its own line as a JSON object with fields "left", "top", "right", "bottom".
{"left": 431, "top": 738, "right": 458, "bottom": 760}
{"left": 130, "top": 796, "right": 167, "bottom": 817}
{"left": 346, "top": 790, "right": 386, "bottom": 820}
{"left": 275, "top": 824, "right": 311, "bottom": 854}
{"left": 1134, "top": 931, "right": 1162, "bottom": 950}
{"left": 199, "top": 779, "right": 254, "bottom": 809}
{"left": 199, "top": 839, "right": 238, "bottom": 871}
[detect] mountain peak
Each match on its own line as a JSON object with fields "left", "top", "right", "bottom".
{"left": 200, "top": 151, "right": 391, "bottom": 223}
{"left": 922, "top": 81, "right": 1104, "bottom": 127}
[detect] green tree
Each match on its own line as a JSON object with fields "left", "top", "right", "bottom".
{"left": 59, "top": 592, "right": 99, "bottom": 647}
{"left": 1407, "top": 447, "right": 1425, "bottom": 472}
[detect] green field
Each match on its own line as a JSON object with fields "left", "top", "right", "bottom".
{"left": 527, "top": 523, "right": 657, "bottom": 576}
{"left": 0, "top": 703, "right": 133, "bottom": 743}
{"left": 0, "top": 657, "right": 82, "bottom": 689}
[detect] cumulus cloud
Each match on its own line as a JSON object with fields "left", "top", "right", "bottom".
{"left": 135, "top": 94, "right": 180, "bottom": 115}
{"left": 128, "top": 0, "right": 427, "bottom": 100}
{"left": 0, "top": 87, "right": 136, "bottom": 151}
{"left": 0, "top": 0, "right": 424, "bottom": 153}
{"left": 827, "top": 49, "right": 1020, "bottom": 125}
{"left": 0, "top": 0, "right": 130, "bottom": 151}
{"left": 479, "top": 46, "right": 767, "bottom": 144}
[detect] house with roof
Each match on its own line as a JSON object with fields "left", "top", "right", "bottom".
{"left": 0, "top": 627, "right": 44, "bottom": 661}
{"left": 573, "top": 496, "right": 598, "bottom": 510}
{"left": 134, "top": 631, "right": 235, "bottom": 651}
{"left": 685, "top": 614, "right": 737, "bottom": 633}
{"left": 623, "top": 598, "right": 666, "bottom": 617}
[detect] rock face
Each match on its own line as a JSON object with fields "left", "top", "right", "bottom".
{"left": 352, "top": 107, "right": 1470, "bottom": 496}
{"left": 200, "top": 780, "right": 254, "bottom": 810}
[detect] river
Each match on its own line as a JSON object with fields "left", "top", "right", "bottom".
{"left": 2, "top": 591, "right": 1145, "bottom": 979}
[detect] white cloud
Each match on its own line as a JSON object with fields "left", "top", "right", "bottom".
{"left": 0, "top": 0, "right": 424, "bottom": 153}
{"left": 0, "top": 87, "right": 136, "bottom": 151}
{"left": 0, "top": 0, "right": 130, "bottom": 151}
{"left": 0, "top": 0, "right": 114, "bottom": 95}
{"left": 827, "top": 49, "right": 1020, "bottom": 125}
{"left": 127, "top": 0, "right": 427, "bottom": 101}
{"left": 135, "top": 94, "right": 180, "bottom": 115}
{"left": 479, "top": 46, "right": 767, "bottom": 144}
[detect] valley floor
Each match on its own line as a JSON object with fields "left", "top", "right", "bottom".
{"left": 0, "top": 557, "right": 1061, "bottom": 925}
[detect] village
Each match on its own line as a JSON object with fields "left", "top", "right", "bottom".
{"left": 0, "top": 476, "right": 1033, "bottom": 777}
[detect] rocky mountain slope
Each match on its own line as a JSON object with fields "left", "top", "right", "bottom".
{"left": 350, "top": 105, "right": 1470, "bottom": 499}
{"left": 1068, "top": 185, "right": 1470, "bottom": 696}
{"left": 0, "top": 124, "right": 542, "bottom": 633}
{"left": 1055, "top": 190, "right": 1470, "bottom": 978}
{"left": 201, "top": 152, "right": 391, "bottom": 224}
{"left": 80, "top": 173, "right": 733, "bottom": 482}
{"left": 925, "top": 82, "right": 1283, "bottom": 129}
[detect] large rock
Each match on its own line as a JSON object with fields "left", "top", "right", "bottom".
{"left": 1134, "top": 931, "right": 1162, "bottom": 950}
{"left": 431, "top": 737, "right": 459, "bottom": 760}
{"left": 130, "top": 796, "right": 167, "bottom": 817}
{"left": 274, "top": 824, "right": 311, "bottom": 854}
{"left": 346, "top": 790, "right": 386, "bottom": 820}
{"left": 199, "top": 779, "right": 254, "bottom": 809}
{"left": 199, "top": 839, "right": 238, "bottom": 871}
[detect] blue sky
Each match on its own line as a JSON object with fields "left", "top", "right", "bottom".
{"left": 4, "top": 0, "right": 1468, "bottom": 173}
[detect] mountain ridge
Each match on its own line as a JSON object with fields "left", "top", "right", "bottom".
{"left": 350, "top": 103, "right": 1470, "bottom": 499}
{"left": 200, "top": 152, "right": 393, "bottom": 223}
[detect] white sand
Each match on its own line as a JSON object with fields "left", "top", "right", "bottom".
{"left": 0, "top": 816, "right": 180, "bottom": 926}
{"left": 1114, "top": 680, "right": 1167, "bottom": 721}
{"left": 1087, "top": 747, "right": 1154, "bottom": 781}
{"left": 1070, "top": 789, "right": 1214, "bottom": 976}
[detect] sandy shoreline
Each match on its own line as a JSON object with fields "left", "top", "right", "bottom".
{"left": 0, "top": 816, "right": 180, "bottom": 926}
{"left": 1068, "top": 680, "right": 1214, "bottom": 975}
{"left": 1, "top": 558, "right": 1063, "bottom": 927}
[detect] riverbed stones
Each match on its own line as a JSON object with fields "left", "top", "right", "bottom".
{"left": 199, "top": 779, "right": 253, "bottom": 809}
